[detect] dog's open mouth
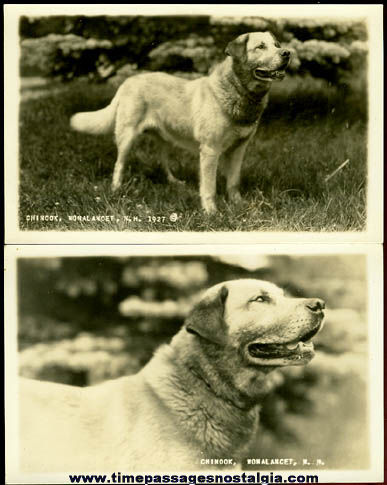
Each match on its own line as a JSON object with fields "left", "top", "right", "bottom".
{"left": 248, "top": 326, "right": 320, "bottom": 360}
{"left": 254, "top": 68, "right": 286, "bottom": 81}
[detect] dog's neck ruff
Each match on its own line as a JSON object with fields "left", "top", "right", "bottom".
{"left": 214, "top": 61, "right": 270, "bottom": 125}
{"left": 143, "top": 340, "right": 260, "bottom": 458}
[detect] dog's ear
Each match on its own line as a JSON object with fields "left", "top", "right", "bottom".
{"left": 225, "top": 33, "right": 249, "bottom": 59}
{"left": 185, "top": 285, "right": 229, "bottom": 344}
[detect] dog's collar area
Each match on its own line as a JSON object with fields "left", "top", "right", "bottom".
{"left": 187, "top": 365, "right": 255, "bottom": 412}
{"left": 226, "top": 68, "right": 271, "bottom": 102}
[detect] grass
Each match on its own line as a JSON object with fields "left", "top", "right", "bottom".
{"left": 19, "top": 74, "right": 367, "bottom": 231}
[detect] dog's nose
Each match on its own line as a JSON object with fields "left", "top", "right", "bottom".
{"left": 280, "top": 49, "right": 290, "bottom": 58}
{"left": 305, "top": 298, "right": 325, "bottom": 313}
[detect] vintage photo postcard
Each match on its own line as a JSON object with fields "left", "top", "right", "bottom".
{"left": 5, "top": 244, "right": 383, "bottom": 483}
{"left": 4, "top": 4, "right": 383, "bottom": 243}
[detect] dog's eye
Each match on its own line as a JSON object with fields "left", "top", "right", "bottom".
{"left": 256, "top": 43, "right": 265, "bottom": 50}
{"left": 251, "top": 295, "right": 267, "bottom": 303}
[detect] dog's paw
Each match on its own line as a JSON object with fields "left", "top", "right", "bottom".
{"left": 111, "top": 181, "right": 121, "bottom": 192}
{"left": 229, "top": 190, "right": 243, "bottom": 205}
{"left": 167, "top": 174, "right": 186, "bottom": 186}
{"left": 202, "top": 199, "right": 217, "bottom": 215}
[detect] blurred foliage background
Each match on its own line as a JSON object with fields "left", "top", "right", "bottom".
{"left": 18, "top": 255, "right": 368, "bottom": 470}
{"left": 19, "top": 15, "right": 367, "bottom": 84}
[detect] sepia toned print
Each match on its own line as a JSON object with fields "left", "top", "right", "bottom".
{"left": 70, "top": 31, "right": 292, "bottom": 215}
{"left": 10, "top": 6, "right": 379, "bottom": 236}
{"left": 3, "top": 5, "right": 384, "bottom": 485}
{"left": 19, "top": 278, "right": 325, "bottom": 472}
{"left": 5, "top": 246, "right": 382, "bottom": 484}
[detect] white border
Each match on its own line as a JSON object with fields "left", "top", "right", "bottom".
{"left": 4, "top": 4, "right": 384, "bottom": 244}
{"left": 4, "top": 244, "right": 384, "bottom": 483}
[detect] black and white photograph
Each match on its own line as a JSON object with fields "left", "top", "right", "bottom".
{"left": 4, "top": 245, "right": 383, "bottom": 483}
{"left": 4, "top": 5, "right": 383, "bottom": 241}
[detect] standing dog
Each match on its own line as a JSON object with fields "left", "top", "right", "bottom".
{"left": 20, "top": 279, "right": 324, "bottom": 472}
{"left": 70, "top": 32, "right": 290, "bottom": 214}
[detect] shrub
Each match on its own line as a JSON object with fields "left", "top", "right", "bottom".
{"left": 20, "top": 33, "right": 114, "bottom": 79}
{"left": 147, "top": 34, "right": 218, "bottom": 73}
{"left": 20, "top": 15, "right": 367, "bottom": 83}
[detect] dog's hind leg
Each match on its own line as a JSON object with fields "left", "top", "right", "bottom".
{"left": 159, "top": 143, "right": 185, "bottom": 186}
{"left": 111, "top": 91, "right": 146, "bottom": 191}
{"left": 111, "top": 129, "right": 136, "bottom": 191}
{"left": 163, "top": 162, "right": 185, "bottom": 185}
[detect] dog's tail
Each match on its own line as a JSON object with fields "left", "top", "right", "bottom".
{"left": 70, "top": 94, "right": 119, "bottom": 135}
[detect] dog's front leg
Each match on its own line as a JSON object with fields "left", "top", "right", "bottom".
{"left": 225, "top": 136, "right": 253, "bottom": 204}
{"left": 199, "top": 145, "right": 220, "bottom": 214}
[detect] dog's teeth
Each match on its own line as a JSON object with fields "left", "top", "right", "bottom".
{"left": 286, "top": 342, "right": 299, "bottom": 350}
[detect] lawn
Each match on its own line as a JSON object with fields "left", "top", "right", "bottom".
{"left": 18, "top": 74, "right": 367, "bottom": 232}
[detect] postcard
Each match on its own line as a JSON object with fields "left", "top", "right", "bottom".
{"left": 4, "top": 4, "right": 383, "bottom": 243}
{"left": 4, "top": 244, "right": 384, "bottom": 483}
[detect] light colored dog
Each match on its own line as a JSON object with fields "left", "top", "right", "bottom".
{"left": 19, "top": 279, "right": 324, "bottom": 473}
{"left": 70, "top": 32, "right": 291, "bottom": 214}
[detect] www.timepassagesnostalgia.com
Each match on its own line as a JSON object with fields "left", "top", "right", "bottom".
{"left": 68, "top": 471, "right": 319, "bottom": 484}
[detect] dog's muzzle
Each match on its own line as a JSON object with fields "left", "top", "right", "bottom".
{"left": 247, "top": 319, "right": 323, "bottom": 360}
{"left": 254, "top": 54, "right": 290, "bottom": 81}
{"left": 254, "top": 68, "right": 287, "bottom": 81}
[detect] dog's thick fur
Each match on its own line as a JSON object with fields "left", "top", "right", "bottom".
{"left": 70, "top": 32, "right": 291, "bottom": 214}
{"left": 19, "top": 279, "right": 324, "bottom": 473}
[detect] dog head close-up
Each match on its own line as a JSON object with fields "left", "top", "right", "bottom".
{"left": 225, "top": 32, "right": 291, "bottom": 86}
{"left": 183, "top": 279, "right": 324, "bottom": 400}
